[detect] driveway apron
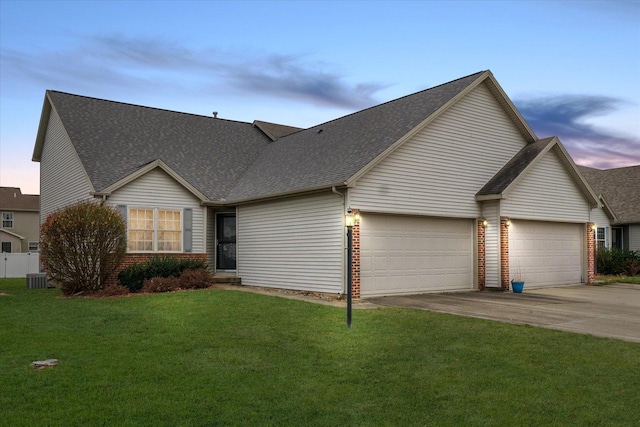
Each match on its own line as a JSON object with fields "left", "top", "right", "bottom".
{"left": 366, "top": 284, "right": 640, "bottom": 343}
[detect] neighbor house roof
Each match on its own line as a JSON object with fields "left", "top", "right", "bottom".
{"left": 0, "top": 228, "right": 25, "bottom": 240}
{"left": 0, "top": 187, "right": 39, "bottom": 211}
{"left": 33, "top": 70, "right": 544, "bottom": 204}
{"left": 578, "top": 165, "right": 640, "bottom": 224}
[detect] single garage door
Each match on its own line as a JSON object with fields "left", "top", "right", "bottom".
{"left": 509, "top": 220, "right": 583, "bottom": 287}
{"left": 360, "top": 214, "right": 474, "bottom": 297}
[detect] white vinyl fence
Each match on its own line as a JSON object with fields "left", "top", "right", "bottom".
{"left": 0, "top": 252, "right": 41, "bottom": 278}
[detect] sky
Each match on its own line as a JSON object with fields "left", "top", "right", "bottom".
{"left": 1, "top": 0, "right": 639, "bottom": 195}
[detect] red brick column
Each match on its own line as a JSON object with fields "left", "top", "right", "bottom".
{"left": 587, "top": 222, "right": 595, "bottom": 284}
{"left": 105, "top": 253, "right": 208, "bottom": 287}
{"left": 351, "top": 209, "right": 361, "bottom": 299}
{"left": 500, "top": 217, "right": 510, "bottom": 291}
{"left": 477, "top": 219, "right": 486, "bottom": 291}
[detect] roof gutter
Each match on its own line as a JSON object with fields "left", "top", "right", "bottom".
{"left": 207, "top": 182, "right": 349, "bottom": 207}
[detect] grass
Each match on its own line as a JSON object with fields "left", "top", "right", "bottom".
{"left": 1, "top": 278, "right": 639, "bottom": 426}
{"left": 594, "top": 274, "right": 640, "bottom": 285}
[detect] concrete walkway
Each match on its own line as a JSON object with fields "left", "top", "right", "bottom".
{"left": 366, "top": 284, "right": 640, "bottom": 343}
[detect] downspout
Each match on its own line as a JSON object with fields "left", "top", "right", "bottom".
{"left": 332, "top": 187, "right": 347, "bottom": 296}
{"left": 331, "top": 186, "right": 344, "bottom": 200}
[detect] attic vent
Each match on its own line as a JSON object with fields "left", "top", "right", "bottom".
{"left": 316, "top": 129, "right": 323, "bottom": 134}
{"left": 212, "top": 112, "right": 218, "bottom": 118}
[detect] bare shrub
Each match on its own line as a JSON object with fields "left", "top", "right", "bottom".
{"left": 142, "top": 276, "right": 180, "bottom": 293}
{"left": 40, "top": 201, "right": 126, "bottom": 295}
{"left": 178, "top": 268, "right": 214, "bottom": 289}
{"left": 93, "top": 284, "right": 130, "bottom": 297}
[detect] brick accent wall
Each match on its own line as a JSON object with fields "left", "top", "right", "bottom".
{"left": 477, "top": 219, "right": 486, "bottom": 291}
{"left": 587, "top": 223, "right": 595, "bottom": 284}
{"left": 105, "top": 253, "right": 208, "bottom": 287}
{"left": 500, "top": 217, "right": 510, "bottom": 291}
{"left": 351, "top": 209, "right": 361, "bottom": 299}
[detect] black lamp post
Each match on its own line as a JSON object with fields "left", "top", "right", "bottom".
{"left": 345, "top": 210, "right": 355, "bottom": 328}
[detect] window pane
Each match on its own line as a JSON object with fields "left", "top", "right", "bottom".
{"left": 2, "top": 212, "right": 13, "bottom": 228}
{"left": 128, "top": 209, "right": 155, "bottom": 252}
{"left": 157, "top": 210, "right": 181, "bottom": 251}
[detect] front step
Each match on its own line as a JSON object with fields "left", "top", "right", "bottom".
{"left": 212, "top": 276, "right": 242, "bottom": 285}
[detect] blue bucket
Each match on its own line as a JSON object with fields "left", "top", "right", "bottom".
{"left": 511, "top": 281, "right": 524, "bottom": 293}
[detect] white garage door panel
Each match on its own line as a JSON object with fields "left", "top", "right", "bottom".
{"left": 510, "top": 221, "right": 582, "bottom": 287}
{"left": 360, "top": 214, "right": 473, "bottom": 297}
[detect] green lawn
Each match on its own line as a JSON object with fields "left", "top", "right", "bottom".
{"left": 595, "top": 274, "right": 640, "bottom": 285}
{"left": 1, "top": 278, "right": 638, "bottom": 426}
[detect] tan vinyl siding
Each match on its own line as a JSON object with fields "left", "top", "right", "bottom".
{"left": 349, "top": 82, "right": 527, "bottom": 218}
{"left": 630, "top": 225, "right": 640, "bottom": 251}
{"left": 39, "top": 109, "right": 93, "bottom": 224}
{"left": 502, "top": 151, "right": 589, "bottom": 222}
{"left": 5, "top": 211, "right": 39, "bottom": 252}
{"left": 106, "top": 168, "right": 205, "bottom": 253}
{"left": 590, "top": 207, "right": 610, "bottom": 230}
{"left": 238, "top": 192, "right": 344, "bottom": 293}
{"left": 482, "top": 200, "right": 501, "bottom": 287}
{"left": 0, "top": 231, "right": 21, "bottom": 253}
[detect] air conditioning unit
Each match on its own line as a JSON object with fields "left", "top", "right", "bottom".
{"left": 26, "top": 273, "right": 48, "bottom": 289}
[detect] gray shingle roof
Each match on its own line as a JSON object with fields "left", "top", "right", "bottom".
{"left": 253, "top": 120, "right": 303, "bottom": 141}
{"left": 477, "top": 137, "right": 556, "bottom": 196}
{"left": 227, "top": 71, "right": 486, "bottom": 201}
{"left": 578, "top": 165, "right": 640, "bottom": 224}
{"left": 46, "top": 91, "right": 272, "bottom": 201}
{"left": 0, "top": 187, "right": 39, "bottom": 211}
{"left": 42, "top": 72, "right": 488, "bottom": 203}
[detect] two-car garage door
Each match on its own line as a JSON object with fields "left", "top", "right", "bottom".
{"left": 360, "top": 214, "right": 474, "bottom": 297}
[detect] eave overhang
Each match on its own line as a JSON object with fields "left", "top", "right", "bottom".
{"left": 92, "top": 159, "right": 209, "bottom": 202}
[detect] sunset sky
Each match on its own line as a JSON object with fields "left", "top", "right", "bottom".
{"left": 1, "top": 0, "right": 639, "bottom": 195}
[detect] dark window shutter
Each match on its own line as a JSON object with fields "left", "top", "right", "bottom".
{"left": 183, "top": 208, "right": 193, "bottom": 253}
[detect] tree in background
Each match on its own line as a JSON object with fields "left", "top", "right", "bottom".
{"left": 40, "top": 201, "right": 126, "bottom": 295}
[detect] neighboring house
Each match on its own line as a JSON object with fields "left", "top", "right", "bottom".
{"left": 579, "top": 165, "right": 640, "bottom": 252}
{"left": 0, "top": 187, "right": 40, "bottom": 253}
{"left": 32, "top": 70, "right": 601, "bottom": 297}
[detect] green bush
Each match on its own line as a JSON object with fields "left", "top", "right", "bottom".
{"left": 40, "top": 201, "right": 126, "bottom": 295}
{"left": 118, "top": 256, "right": 208, "bottom": 292}
{"left": 596, "top": 248, "right": 640, "bottom": 276}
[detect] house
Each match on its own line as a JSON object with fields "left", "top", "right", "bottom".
{"left": 578, "top": 165, "right": 640, "bottom": 252}
{"left": 32, "top": 70, "right": 601, "bottom": 297}
{"left": 0, "top": 187, "right": 40, "bottom": 253}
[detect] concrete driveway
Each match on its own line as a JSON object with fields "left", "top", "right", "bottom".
{"left": 366, "top": 284, "right": 640, "bottom": 343}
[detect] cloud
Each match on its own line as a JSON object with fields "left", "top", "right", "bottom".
{"left": 0, "top": 34, "right": 384, "bottom": 110}
{"left": 229, "top": 54, "right": 386, "bottom": 109}
{"left": 515, "top": 95, "right": 640, "bottom": 169}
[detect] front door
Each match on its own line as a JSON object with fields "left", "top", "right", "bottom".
{"left": 216, "top": 213, "right": 237, "bottom": 270}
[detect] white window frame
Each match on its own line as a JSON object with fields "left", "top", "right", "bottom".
{"left": 2, "top": 212, "right": 14, "bottom": 228}
{"left": 127, "top": 207, "right": 182, "bottom": 253}
{"left": 595, "top": 227, "right": 607, "bottom": 250}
